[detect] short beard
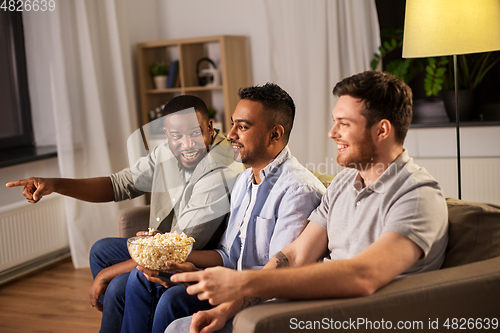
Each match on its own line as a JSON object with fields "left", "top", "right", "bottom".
{"left": 337, "top": 131, "right": 377, "bottom": 172}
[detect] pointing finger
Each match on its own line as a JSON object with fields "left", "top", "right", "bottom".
{"left": 6, "top": 179, "right": 30, "bottom": 188}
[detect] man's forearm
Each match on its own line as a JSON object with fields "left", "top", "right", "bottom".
{"left": 235, "top": 251, "right": 291, "bottom": 310}
{"left": 240, "top": 260, "right": 373, "bottom": 300}
{"left": 54, "top": 177, "right": 115, "bottom": 202}
{"left": 96, "top": 259, "right": 138, "bottom": 283}
{"left": 187, "top": 250, "right": 223, "bottom": 268}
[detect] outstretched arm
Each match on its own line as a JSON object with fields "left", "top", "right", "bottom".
{"left": 6, "top": 177, "right": 115, "bottom": 203}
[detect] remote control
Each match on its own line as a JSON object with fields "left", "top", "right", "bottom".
{"left": 158, "top": 271, "right": 196, "bottom": 287}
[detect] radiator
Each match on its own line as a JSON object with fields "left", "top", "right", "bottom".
{"left": 0, "top": 195, "right": 70, "bottom": 285}
{"left": 413, "top": 157, "right": 500, "bottom": 205}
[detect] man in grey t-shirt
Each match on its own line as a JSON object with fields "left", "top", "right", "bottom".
{"left": 165, "top": 71, "right": 448, "bottom": 333}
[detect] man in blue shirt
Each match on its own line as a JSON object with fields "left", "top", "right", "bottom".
{"left": 120, "top": 83, "right": 326, "bottom": 333}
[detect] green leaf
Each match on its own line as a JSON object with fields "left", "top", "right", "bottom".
{"left": 436, "top": 67, "right": 447, "bottom": 76}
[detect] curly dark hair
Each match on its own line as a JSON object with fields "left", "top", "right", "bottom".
{"left": 238, "top": 82, "right": 295, "bottom": 142}
{"left": 162, "top": 95, "right": 209, "bottom": 119}
{"left": 332, "top": 71, "right": 413, "bottom": 144}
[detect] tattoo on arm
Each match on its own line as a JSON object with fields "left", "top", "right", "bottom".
{"left": 275, "top": 251, "right": 290, "bottom": 268}
{"left": 241, "top": 296, "right": 265, "bottom": 309}
{"left": 240, "top": 252, "right": 290, "bottom": 310}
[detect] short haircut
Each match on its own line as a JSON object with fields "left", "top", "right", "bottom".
{"left": 332, "top": 71, "right": 413, "bottom": 144}
{"left": 162, "top": 95, "right": 209, "bottom": 119}
{"left": 238, "top": 83, "right": 295, "bottom": 142}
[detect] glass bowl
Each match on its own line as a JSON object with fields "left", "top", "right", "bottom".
{"left": 127, "top": 235, "right": 194, "bottom": 271}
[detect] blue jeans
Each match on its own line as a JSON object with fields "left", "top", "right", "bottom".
{"left": 121, "top": 267, "right": 213, "bottom": 333}
{"left": 89, "top": 237, "right": 131, "bottom": 333}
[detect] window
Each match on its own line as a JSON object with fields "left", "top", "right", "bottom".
{"left": 0, "top": 10, "right": 33, "bottom": 150}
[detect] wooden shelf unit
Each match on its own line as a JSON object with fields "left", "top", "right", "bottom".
{"left": 136, "top": 35, "right": 251, "bottom": 132}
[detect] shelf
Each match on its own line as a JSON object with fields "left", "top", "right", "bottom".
{"left": 410, "top": 120, "right": 500, "bottom": 128}
{"left": 183, "top": 85, "right": 223, "bottom": 92}
{"left": 0, "top": 145, "right": 57, "bottom": 169}
{"left": 146, "top": 88, "right": 183, "bottom": 94}
{"left": 136, "top": 35, "right": 250, "bottom": 131}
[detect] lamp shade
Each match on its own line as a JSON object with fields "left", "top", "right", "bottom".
{"left": 403, "top": 0, "right": 500, "bottom": 58}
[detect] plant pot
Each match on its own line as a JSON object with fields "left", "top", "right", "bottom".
{"left": 442, "top": 89, "right": 475, "bottom": 122}
{"left": 153, "top": 75, "right": 168, "bottom": 89}
{"left": 412, "top": 98, "right": 449, "bottom": 124}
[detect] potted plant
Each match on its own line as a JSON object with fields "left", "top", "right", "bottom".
{"left": 150, "top": 61, "right": 169, "bottom": 89}
{"left": 371, "top": 28, "right": 448, "bottom": 98}
{"left": 433, "top": 52, "right": 500, "bottom": 121}
{"left": 372, "top": 28, "right": 500, "bottom": 121}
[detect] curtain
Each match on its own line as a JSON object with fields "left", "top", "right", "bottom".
{"left": 23, "top": 0, "right": 139, "bottom": 267}
{"left": 264, "top": 0, "right": 380, "bottom": 175}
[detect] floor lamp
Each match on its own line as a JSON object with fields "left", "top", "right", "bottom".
{"left": 402, "top": 0, "right": 500, "bottom": 200}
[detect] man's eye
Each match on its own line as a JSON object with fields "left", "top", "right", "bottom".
{"left": 191, "top": 130, "right": 202, "bottom": 137}
{"left": 239, "top": 125, "right": 248, "bottom": 130}
{"left": 172, "top": 135, "right": 181, "bottom": 140}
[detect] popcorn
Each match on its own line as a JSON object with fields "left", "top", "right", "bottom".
{"left": 128, "top": 231, "right": 195, "bottom": 270}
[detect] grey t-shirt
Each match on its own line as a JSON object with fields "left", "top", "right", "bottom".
{"left": 309, "top": 150, "right": 448, "bottom": 275}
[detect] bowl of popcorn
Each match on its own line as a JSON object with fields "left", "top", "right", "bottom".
{"left": 127, "top": 231, "right": 195, "bottom": 271}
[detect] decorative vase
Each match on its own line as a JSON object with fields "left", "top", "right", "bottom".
{"left": 412, "top": 97, "right": 449, "bottom": 124}
{"left": 442, "top": 89, "right": 475, "bottom": 122}
{"left": 153, "top": 75, "right": 168, "bottom": 89}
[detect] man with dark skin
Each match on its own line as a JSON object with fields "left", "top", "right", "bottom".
{"left": 6, "top": 95, "right": 243, "bottom": 333}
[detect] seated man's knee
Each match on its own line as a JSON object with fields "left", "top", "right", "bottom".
{"left": 89, "top": 238, "right": 112, "bottom": 261}
{"left": 105, "top": 273, "right": 129, "bottom": 303}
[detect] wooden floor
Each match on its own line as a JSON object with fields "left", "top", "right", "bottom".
{"left": 0, "top": 258, "right": 102, "bottom": 332}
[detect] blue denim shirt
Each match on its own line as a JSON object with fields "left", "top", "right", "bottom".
{"left": 215, "top": 146, "right": 326, "bottom": 270}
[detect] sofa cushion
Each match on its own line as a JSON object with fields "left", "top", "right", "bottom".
{"left": 308, "top": 169, "right": 334, "bottom": 188}
{"left": 442, "top": 198, "right": 500, "bottom": 268}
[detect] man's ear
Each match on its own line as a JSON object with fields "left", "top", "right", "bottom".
{"left": 270, "top": 125, "right": 285, "bottom": 143}
{"left": 376, "top": 119, "right": 391, "bottom": 141}
{"left": 207, "top": 119, "right": 214, "bottom": 136}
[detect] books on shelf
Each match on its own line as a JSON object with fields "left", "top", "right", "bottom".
{"left": 167, "top": 60, "right": 179, "bottom": 88}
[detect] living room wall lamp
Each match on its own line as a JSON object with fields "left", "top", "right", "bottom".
{"left": 402, "top": 0, "right": 500, "bottom": 199}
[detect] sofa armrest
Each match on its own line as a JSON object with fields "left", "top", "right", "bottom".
{"left": 116, "top": 205, "right": 150, "bottom": 238}
{"left": 233, "top": 256, "right": 500, "bottom": 333}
